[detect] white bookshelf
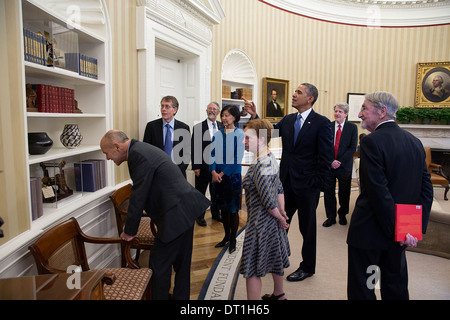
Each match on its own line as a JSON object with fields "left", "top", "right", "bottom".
{"left": 21, "top": 0, "right": 112, "bottom": 227}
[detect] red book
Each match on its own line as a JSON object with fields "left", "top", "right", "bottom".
{"left": 395, "top": 204, "right": 422, "bottom": 241}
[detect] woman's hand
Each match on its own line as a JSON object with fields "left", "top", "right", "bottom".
{"left": 211, "top": 171, "right": 223, "bottom": 183}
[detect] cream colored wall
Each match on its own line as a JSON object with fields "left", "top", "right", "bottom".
{"left": 211, "top": 0, "right": 450, "bottom": 121}
{"left": 0, "top": 0, "right": 30, "bottom": 245}
{"left": 105, "top": 0, "right": 138, "bottom": 184}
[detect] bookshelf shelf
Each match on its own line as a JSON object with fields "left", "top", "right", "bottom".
{"left": 25, "top": 62, "right": 105, "bottom": 86}
{"left": 28, "top": 145, "right": 101, "bottom": 165}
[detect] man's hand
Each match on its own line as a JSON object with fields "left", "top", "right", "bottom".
{"left": 243, "top": 97, "right": 257, "bottom": 119}
{"left": 120, "top": 232, "right": 136, "bottom": 242}
{"left": 400, "top": 233, "right": 418, "bottom": 247}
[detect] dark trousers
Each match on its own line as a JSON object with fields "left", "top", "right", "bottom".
{"left": 323, "top": 168, "right": 352, "bottom": 219}
{"left": 149, "top": 225, "right": 194, "bottom": 300}
{"left": 195, "top": 173, "right": 219, "bottom": 219}
{"left": 347, "top": 244, "right": 409, "bottom": 300}
{"left": 284, "top": 183, "right": 320, "bottom": 274}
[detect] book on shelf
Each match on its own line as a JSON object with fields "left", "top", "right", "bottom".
{"left": 65, "top": 53, "right": 98, "bottom": 80}
{"left": 30, "top": 84, "right": 75, "bottom": 113}
{"left": 23, "top": 28, "right": 47, "bottom": 66}
{"left": 74, "top": 160, "right": 106, "bottom": 192}
{"left": 395, "top": 204, "right": 423, "bottom": 242}
{"left": 30, "top": 177, "right": 43, "bottom": 221}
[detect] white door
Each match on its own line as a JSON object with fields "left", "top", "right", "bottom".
{"left": 154, "top": 55, "right": 199, "bottom": 128}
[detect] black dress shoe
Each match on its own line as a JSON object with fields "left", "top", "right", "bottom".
{"left": 215, "top": 238, "right": 229, "bottom": 248}
{"left": 339, "top": 215, "right": 347, "bottom": 225}
{"left": 196, "top": 217, "right": 207, "bottom": 227}
{"left": 212, "top": 213, "right": 223, "bottom": 222}
{"left": 286, "top": 269, "right": 313, "bottom": 282}
{"left": 322, "top": 218, "right": 336, "bottom": 227}
{"left": 229, "top": 240, "right": 236, "bottom": 254}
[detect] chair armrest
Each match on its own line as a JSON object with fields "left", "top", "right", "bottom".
{"left": 78, "top": 232, "right": 141, "bottom": 269}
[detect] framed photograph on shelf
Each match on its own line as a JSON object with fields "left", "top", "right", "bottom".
{"left": 415, "top": 61, "right": 450, "bottom": 108}
{"left": 347, "top": 93, "right": 365, "bottom": 122}
{"left": 262, "top": 77, "right": 289, "bottom": 122}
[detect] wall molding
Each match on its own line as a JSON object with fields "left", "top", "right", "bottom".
{"left": 261, "top": 0, "right": 450, "bottom": 27}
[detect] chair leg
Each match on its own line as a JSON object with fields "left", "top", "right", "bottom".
{"left": 135, "top": 248, "right": 141, "bottom": 263}
{"left": 444, "top": 185, "right": 449, "bottom": 201}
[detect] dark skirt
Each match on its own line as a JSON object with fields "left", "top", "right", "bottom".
{"left": 215, "top": 173, "right": 241, "bottom": 213}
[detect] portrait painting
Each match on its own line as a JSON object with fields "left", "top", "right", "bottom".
{"left": 262, "top": 77, "right": 289, "bottom": 122}
{"left": 415, "top": 61, "right": 450, "bottom": 108}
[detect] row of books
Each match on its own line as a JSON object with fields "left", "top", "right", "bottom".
{"left": 31, "top": 84, "right": 76, "bottom": 113}
{"left": 23, "top": 28, "right": 98, "bottom": 80}
{"left": 74, "top": 160, "right": 106, "bottom": 192}
{"left": 23, "top": 28, "right": 47, "bottom": 66}
{"left": 65, "top": 53, "right": 98, "bottom": 80}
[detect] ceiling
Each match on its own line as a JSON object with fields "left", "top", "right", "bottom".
{"left": 261, "top": 0, "right": 450, "bottom": 27}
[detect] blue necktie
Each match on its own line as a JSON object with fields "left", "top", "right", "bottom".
{"left": 294, "top": 114, "right": 302, "bottom": 144}
{"left": 164, "top": 123, "right": 172, "bottom": 157}
{"left": 212, "top": 122, "right": 217, "bottom": 134}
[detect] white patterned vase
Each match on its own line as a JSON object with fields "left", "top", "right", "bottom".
{"left": 60, "top": 124, "right": 83, "bottom": 149}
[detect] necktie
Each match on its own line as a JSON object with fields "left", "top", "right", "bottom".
{"left": 212, "top": 122, "right": 217, "bottom": 134}
{"left": 293, "top": 114, "right": 302, "bottom": 144}
{"left": 334, "top": 124, "right": 341, "bottom": 159}
{"left": 164, "top": 123, "right": 172, "bottom": 157}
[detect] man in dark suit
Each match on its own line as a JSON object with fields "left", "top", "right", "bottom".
{"left": 191, "top": 102, "right": 224, "bottom": 226}
{"left": 143, "top": 96, "right": 190, "bottom": 178}
{"left": 347, "top": 91, "right": 433, "bottom": 300}
{"left": 323, "top": 103, "right": 358, "bottom": 227}
{"left": 245, "top": 83, "right": 334, "bottom": 282}
{"left": 266, "top": 89, "right": 283, "bottom": 117}
{"left": 100, "top": 130, "right": 210, "bottom": 300}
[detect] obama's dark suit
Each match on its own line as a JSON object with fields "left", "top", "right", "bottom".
{"left": 275, "top": 109, "right": 334, "bottom": 274}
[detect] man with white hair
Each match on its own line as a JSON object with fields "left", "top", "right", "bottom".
{"left": 346, "top": 91, "right": 433, "bottom": 300}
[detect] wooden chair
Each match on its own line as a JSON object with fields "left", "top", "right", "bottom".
{"left": 110, "top": 184, "right": 156, "bottom": 267}
{"left": 425, "top": 147, "right": 449, "bottom": 201}
{"left": 29, "top": 217, "right": 152, "bottom": 300}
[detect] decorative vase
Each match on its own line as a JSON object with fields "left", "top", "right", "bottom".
{"left": 28, "top": 132, "right": 53, "bottom": 155}
{"left": 60, "top": 124, "right": 83, "bottom": 149}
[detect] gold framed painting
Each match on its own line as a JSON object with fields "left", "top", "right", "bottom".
{"left": 415, "top": 61, "right": 450, "bottom": 108}
{"left": 262, "top": 77, "right": 290, "bottom": 122}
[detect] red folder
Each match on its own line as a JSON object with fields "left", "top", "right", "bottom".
{"left": 395, "top": 204, "right": 422, "bottom": 241}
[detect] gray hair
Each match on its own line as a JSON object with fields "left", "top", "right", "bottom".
{"left": 364, "top": 91, "right": 399, "bottom": 120}
{"left": 209, "top": 101, "right": 220, "bottom": 110}
{"left": 334, "top": 102, "right": 349, "bottom": 114}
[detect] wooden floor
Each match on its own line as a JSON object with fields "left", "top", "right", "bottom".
{"left": 138, "top": 207, "right": 248, "bottom": 300}
{"left": 190, "top": 209, "right": 247, "bottom": 300}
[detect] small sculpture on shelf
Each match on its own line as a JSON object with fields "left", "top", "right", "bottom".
{"left": 26, "top": 83, "right": 38, "bottom": 112}
{"left": 40, "top": 161, "right": 73, "bottom": 203}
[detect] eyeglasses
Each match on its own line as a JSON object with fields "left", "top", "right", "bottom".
{"left": 161, "top": 104, "right": 174, "bottom": 110}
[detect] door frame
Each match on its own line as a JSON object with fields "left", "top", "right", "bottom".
{"left": 136, "top": 5, "right": 213, "bottom": 140}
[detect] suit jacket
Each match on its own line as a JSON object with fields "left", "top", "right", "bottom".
{"left": 125, "top": 139, "right": 210, "bottom": 243}
{"left": 275, "top": 109, "right": 334, "bottom": 194}
{"left": 267, "top": 101, "right": 283, "bottom": 117}
{"left": 333, "top": 120, "right": 358, "bottom": 172}
{"left": 347, "top": 122, "right": 433, "bottom": 250}
{"left": 143, "top": 118, "right": 191, "bottom": 177}
{"left": 191, "top": 119, "right": 223, "bottom": 178}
